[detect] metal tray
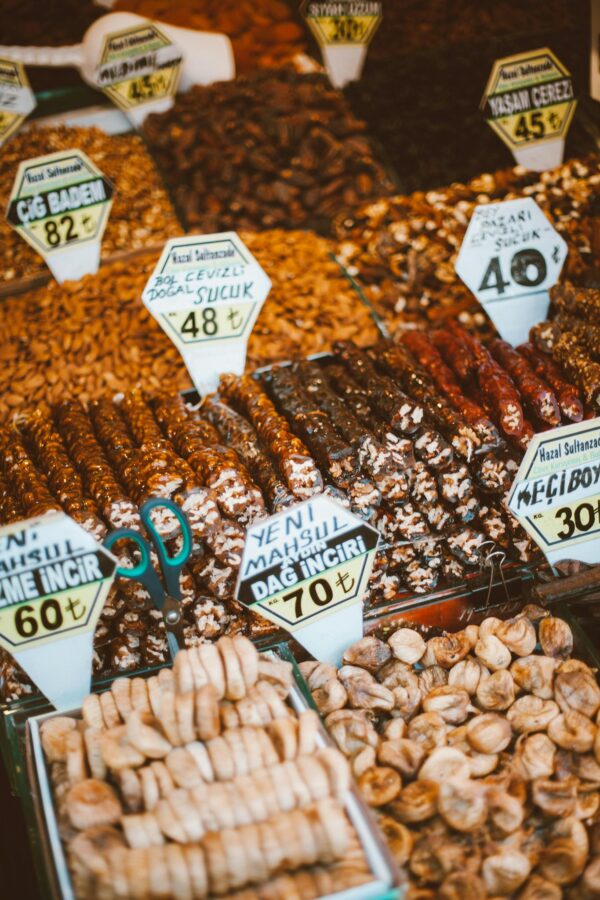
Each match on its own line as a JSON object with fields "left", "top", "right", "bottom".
{"left": 23, "top": 644, "right": 402, "bottom": 900}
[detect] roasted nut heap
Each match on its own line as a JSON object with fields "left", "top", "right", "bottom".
{"left": 303, "top": 610, "right": 600, "bottom": 898}
{"left": 344, "top": 0, "right": 589, "bottom": 192}
{"left": 242, "top": 230, "right": 380, "bottom": 368}
{"left": 0, "top": 127, "right": 181, "bottom": 286}
{"left": 334, "top": 155, "right": 600, "bottom": 332}
{"left": 144, "top": 69, "right": 396, "bottom": 233}
{"left": 0, "top": 254, "right": 193, "bottom": 421}
{"left": 40, "top": 637, "right": 373, "bottom": 899}
{"left": 113, "top": 0, "right": 307, "bottom": 72}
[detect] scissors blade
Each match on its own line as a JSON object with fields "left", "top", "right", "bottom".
{"left": 162, "top": 594, "right": 185, "bottom": 659}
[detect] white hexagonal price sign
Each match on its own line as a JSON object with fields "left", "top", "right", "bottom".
{"left": 5, "top": 149, "right": 114, "bottom": 283}
{"left": 0, "top": 512, "right": 117, "bottom": 709}
{"left": 507, "top": 419, "right": 600, "bottom": 567}
{"left": 0, "top": 58, "right": 36, "bottom": 148}
{"left": 455, "top": 197, "right": 567, "bottom": 346}
{"left": 143, "top": 232, "right": 272, "bottom": 395}
{"left": 236, "top": 495, "right": 380, "bottom": 663}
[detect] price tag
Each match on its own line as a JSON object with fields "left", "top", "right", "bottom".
{"left": 0, "top": 513, "right": 116, "bottom": 709}
{"left": 142, "top": 233, "right": 272, "bottom": 395}
{"left": 94, "top": 21, "right": 183, "bottom": 124}
{"left": 507, "top": 420, "right": 600, "bottom": 567}
{"left": 482, "top": 48, "right": 575, "bottom": 171}
{"left": 455, "top": 197, "right": 567, "bottom": 345}
{"left": 236, "top": 495, "right": 380, "bottom": 664}
{"left": 5, "top": 149, "right": 115, "bottom": 283}
{"left": 0, "top": 58, "right": 36, "bottom": 148}
{"left": 301, "top": 1, "right": 382, "bottom": 88}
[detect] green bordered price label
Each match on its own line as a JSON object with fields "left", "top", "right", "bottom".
{"left": 143, "top": 233, "right": 272, "bottom": 395}
{"left": 301, "top": 0, "right": 382, "bottom": 44}
{"left": 0, "top": 58, "right": 36, "bottom": 148}
{"left": 507, "top": 420, "right": 600, "bottom": 566}
{"left": 455, "top": 197, "right": 567, "bottom": 345}
{"left": 5, "top": 149, "right": 114, "bottom": 283}
{"left": 94, "top": 22, "right": 183, "bottom": 113}
{"left": 237, "top": 495, "right": 379, "bottom": 663}
{"left": 482, "top": 48, "right": 575, "bottom": 169}
{"left": 0, "top": 513, "right": 116, "bottom": 708}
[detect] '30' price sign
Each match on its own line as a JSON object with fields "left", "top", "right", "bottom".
{"left": 455, "top": 197, "right": 567, "bottom": 345}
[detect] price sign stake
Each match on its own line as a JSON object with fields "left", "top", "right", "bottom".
{"left": 143, "top": 232, "right": 271, "bottom": 395}
{"left": 0, "top": 513, "right": 116, "bottom": 709}
{"left": 455, "top": 197, "right": 567, "bottom": 345}
{"left": 482, "top": 47, "right": 576, "bottom": 171}
{"left": 508, "top": 420, "right": 600, "bottom": 567}
{"left": 236, "top": 495, "right": 380, "bottom": 664}
{"left": 301, "top": 1, "right": 382, "bottom": 87}
{"left": 5, "top": 149, "right": 114, "bottom": 283}
{"left": 94, "top": 21, "right": 183, "bottom": 125}
{"left": 0, "top": 58, "right": 36, "bottom": 148}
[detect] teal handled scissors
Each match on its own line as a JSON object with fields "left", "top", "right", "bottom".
{"left": 103, "top": 498, "right": 193, "bottom": 660}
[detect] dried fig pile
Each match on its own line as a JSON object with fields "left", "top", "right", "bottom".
{"left": 302, "top": 608, "right": 600, "bottom": 897}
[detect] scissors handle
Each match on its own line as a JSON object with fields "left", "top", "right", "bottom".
{"left": 102, "top": 528, "right": 166, "bottom": 606}
{"left": 140, "top": 498, "right": 193, "bottom": 600}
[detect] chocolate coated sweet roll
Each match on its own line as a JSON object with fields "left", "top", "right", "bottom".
{"left": 150, "top": 391, "right": 265, "bottom": 524}
{"left": 552, "top": 281, "right": 600, "bottom": 319}
{"left": 552, "top": 331, "right": 600, "bottom": 409}
{"left": 333, "top": 341, "right": 425, "bottom": 435}
{"left": 55, "top": 400, "right": 141, "bottom": 531}
{"left": 401, "top": 330, "right": 502, "bottom": 450}
{"left": 203, "top": 397, "right": 295, "bottom": 513}
{"left": 219, "top": 373, "right": 323, "bottom": 500}
{"left": 18, "top": 409, "right": 106, "bottom": 539}
{"left": 374, "top": 341, "right": 480, "bottom": 461}
{"left": 0, "top": 428, "right": 61, "bottom": 519}
{"left": 261, "top": 365, "right": 360, "bottom": 490}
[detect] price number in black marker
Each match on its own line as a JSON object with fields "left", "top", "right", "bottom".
{"left": 329, "top": 16, "right": 367, "bottom": 41}
{"left": 14, "top": 597, "right": 63, "bottom": 638}
{"left": 555, "top": 500, "right": 600, "bottom": 540}
{"left": 128, "top": 73, "right": 165, "bottom": 102}
{"left": 42, "top": 214, "right": 79, "bottom": 247}
{"left": 514, "top": 111, "right": 546, "bottom": 141}
{"left": 281, "top": 577, "right": 334, "bottom": 619}
{"left": 180, "top": 308, "right": 218, "bottom": 339}
{"left": 478, "top": 248, "right": 548, "bottom": 296}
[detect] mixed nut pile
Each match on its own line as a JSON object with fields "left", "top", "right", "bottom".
{"left": 302, "top": 609, "right": 600, "bottom": 898}
{"left": 40, "top": 636, "right": 373, "bottom": 899}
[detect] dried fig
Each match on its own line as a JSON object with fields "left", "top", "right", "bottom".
{"left": 388, "top": 627, "right": 426, "bottom": 664}
{"left": 466, "top": 713, "right": 512, "bottom": 754}
{"left": 510, "top": 655, "right": 557, "bottom": 700}
{"left": 476, "top": 669, "right": 515, "bottom": 710}
{"left": 506, "top": 695, "right": 559, "bottom": 733}
{"left": 343, "top": 636, "right": 391, "bottom": 673}
{"left": 422, "top": 686, "right": 471, "bottom": 724}
{"left": 539, "top": 617, "right": 573, "bottom": 659}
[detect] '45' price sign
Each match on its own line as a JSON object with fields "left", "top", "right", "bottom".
{"left": 0, "top": 513, "right": 116, "bottom": 708}
{"left": 507, "top": 419, "right": 600, "bottom": 567}
{"left": 455, "top": 197, "right": 567, "bottom": 345}
{"left": 5, "top": 149, "right": 114, "bottom": 283}
{"left": 143, "top": 233, "right": 271, "bottom": 395}
{"left": 237, "top": 495, "right": 380, "bottom": 663}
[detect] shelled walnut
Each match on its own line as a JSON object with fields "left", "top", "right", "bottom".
{"left": 303, "top": 609, "right": 600, "bottom": 895}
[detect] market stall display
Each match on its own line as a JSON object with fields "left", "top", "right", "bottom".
{"left": 301, "top": 604, "right": 600, "bottom": 896}
{"left": 334, "top": 155, "right": 600, "bottom": 334}
{"left": 0, "top": 127, "right": 181, "bottom": 289}
{"left": 30, "top": 634, "right": 395, "bottom": 899}
{"left": 143, "top": 69, "right": 396, "bottom": 233}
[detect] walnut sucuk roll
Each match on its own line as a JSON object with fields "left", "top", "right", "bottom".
{"left": 55, "top": 400, "right": 141, "bottom": 531}
{"left": 474, "top": 451, "right": 514, "bottom": 495}
{"left": 552, "top": 331, "right": 600, "bottom": 409}
{"left": 478, "top": 503, "right": 511, "bottom": 550}
{"left": 0, "top": 429, "right": 61, "bottom": 518}
{"left": 551, "top": 281, "right": 600, "bottom": 319}
{"left": 219, "top": 373, "right": 323, "bottom": 500}
{"left": 151, "top": 391, "right": 266, "bottom": 524}
{"left": 295, "top": 360, "right": 407, "bottom": 499}
{"left": 530, "top": 319, "right": 562, "bottom": 354}
{"left": 488, "top": 338, "right": 561, "bottom": 426}
{"left": 261, "top": 365, "right": 360, "bottom": 490}
{"left": 518, "top": 342, "right": 584, "bottom": 423}
{"left": 446, "top": 525, "right": 486, "bottom": 566}
{"left": 402, "top": 330, "right": 502, "bottom": 451}
{"left": 421, "top": 499, "right": 455, "bottom": 532}
{"left": 555, "top": 312, "right": 600, "bottom": 362}
{"left": 374, "top": 341, "right": 480, "bottom": 461}
{"left": 333, "top": 341, "right": 425, "bottom": 434}
{"left": 203, "top": 397, "right": 295, "bottom": 512}
{"left": 413, "top": 428, "right": 454, "bottom": 470}
{"left": 18, "top": 409, "right": 106, "bottom": 540}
